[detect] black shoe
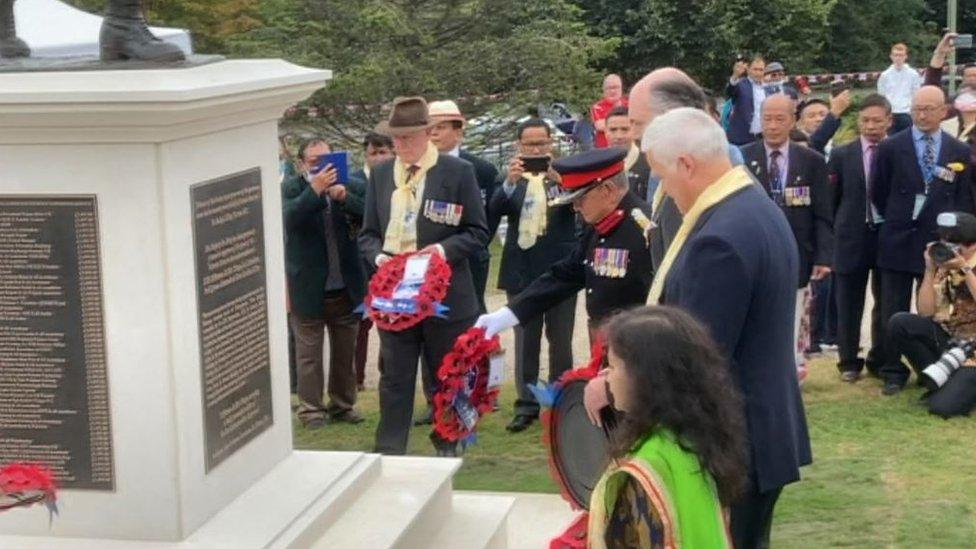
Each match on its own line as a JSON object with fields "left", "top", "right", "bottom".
{"left": 301, "top": 417, "right": 327, "bottom": 429}
{"left": 413, "top": 407, "right": 434, "bottom": 426}
{"left": 840, "top": 370, "right": 861, "bottom": 383}
{"left": 882, "top": 381, "right": 905, "bottom": 396}
{"left": 330, "top": 409, "right": 365, "bottom": 424}
{"left": 506, "top": 415, "right": 536, "bottom": 433}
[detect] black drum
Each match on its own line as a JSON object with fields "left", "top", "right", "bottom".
{"left": 547, "top": 379, "right": 615, "bottom": 508}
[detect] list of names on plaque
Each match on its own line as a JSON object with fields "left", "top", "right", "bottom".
{"left": 190, "top": 169, "right": 273, "bottom": 472}
{"left": 0, "top": 196, "right": 115, "bottom": 490}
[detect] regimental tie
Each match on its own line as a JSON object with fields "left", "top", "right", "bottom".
{"left": 769, "top": 150, "right": 784, "bottom": 206}
{"left": 922, "top": 134, "right": 936, "bottom": 193}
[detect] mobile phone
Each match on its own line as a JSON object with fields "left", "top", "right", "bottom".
{"left": 313, "top": 151, "right": 349, "bottom": 183}
{"left": 829, "top": 79, "right": 848, "bottom": 97}
{"left": 521, "top": 155, "right": 551, "bottom": 174}
{"left": 955, "top": 34, "right": 973, "bottom": 49}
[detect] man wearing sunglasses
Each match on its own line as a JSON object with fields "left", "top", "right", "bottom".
{"left": 476, "top": 147, "right": 654, "bottom": 342}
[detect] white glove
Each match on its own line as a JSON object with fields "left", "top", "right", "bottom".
{"left": 474, "top": 306, "right": 519, "bottom": 338}
{"left": 375, "top": 253, "right": 391, "bottom": 267}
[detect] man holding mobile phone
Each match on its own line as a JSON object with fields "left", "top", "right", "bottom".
{"left": 925, "top": 32, "right": 976, "bottom": 118}
{"left": 282, "top": 138, "right": 366, "bottom": 429}
{"left": 488, "top": 118, "right": 579, "bottom": 432}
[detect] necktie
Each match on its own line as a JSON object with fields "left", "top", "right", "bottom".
{"left": 769, "top": 150, "right": 784, "bottom": 205}
{"left": 922, "top": 134, "right": 936, "bottom": 190}
{"left": 406, "top": 165, "right": 420, "bottom": 191}
{"left": 865, "top": 144, "right": 876, "bottom": 223}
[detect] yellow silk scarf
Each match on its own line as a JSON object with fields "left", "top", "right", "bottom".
{"left": 518, "top": 172, "right": 549, "bottom": 249}
{"left": 383, "top": 142, "right": 439, "bottom": 254}
{"left": 647, "top": 166, "right": 754, "bottom": 304}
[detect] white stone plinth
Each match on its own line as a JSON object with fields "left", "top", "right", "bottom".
{"left": 0, "top": 60, "right": 329, "bottom": 542}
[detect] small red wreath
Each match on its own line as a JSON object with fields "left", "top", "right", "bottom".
{"left": 365, "top": 251, "right": 452, "bottom": 332}
{"left": 432, "top": 327, "right": 502, "bottom": 443}
{"left": 0, "top": 462, "right": 58, "bottom": 514}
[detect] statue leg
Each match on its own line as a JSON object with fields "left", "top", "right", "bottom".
{"left": 0, "top": 0, "right": 30, "bottom": 58}
{"left": 100, "top": 0, "right": 185, "bottom": 62}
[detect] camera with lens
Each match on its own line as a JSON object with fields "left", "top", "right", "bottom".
{"left": 929, "top": 241, "right": 962, "bottom": 264}
{"left": 921, "top": 338, "right": 975, "bottom": 391}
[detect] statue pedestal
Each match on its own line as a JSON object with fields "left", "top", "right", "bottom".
{"left": 0, "top": 59, "right": 338, "bottom": 543}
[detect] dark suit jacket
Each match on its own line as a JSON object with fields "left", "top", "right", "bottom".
{"left": 358, "top": 155, "right": 490, "bottom": 321}
{"left": 489, "top": 177, "right": 578, "bottom": 293}
{"left": 725, "top": 78, "right": 759, "bottom": 145}
{"left": 870, "top": 128, "right": 974, "bottom": 275}
{"left": 459, "top": 150, "right": 501, "bottom": 238}
{"left": 282, "top": 175, "right": 366, "bottom": 319}
{"left": 742, "top": 141, "right": 834, "bottom": 286}
{"left": 344, "top": 168, "right": 368, "bottom": 221}
{"left": 650, "top": 195, "right": 682, "bottom": 273}
{"left": 510, "top": 192, "right": 653, "bottom": 324}
{"left": 662, "top": 184, "right": 811, "bottom": 493}
{"left": 829, "top": 139, "right": 877, "bottom": 274}
{"left": 627, "top": 153, "right": 652, "bottom": 200}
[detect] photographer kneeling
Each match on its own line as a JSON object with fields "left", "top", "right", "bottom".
{"left": 883, "top": 212, "right": 976, "bottom": 417}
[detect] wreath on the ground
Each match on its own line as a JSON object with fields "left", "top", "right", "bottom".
{"left": 365, "top": 251, "right": 451, "bottom": 332}
{"left": 432, "top": 327, "right": 502, "bottom": 445}
{"left": 0, "top": 463, "right": 58, "bottom": 517}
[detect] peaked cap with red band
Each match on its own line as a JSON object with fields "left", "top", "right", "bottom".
{"left": 549, "top": 147, "right": 629, "bottom": 206}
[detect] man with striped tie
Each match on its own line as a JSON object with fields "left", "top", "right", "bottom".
{"left": 871, "top": 85, "right": 974, "bottom": 395}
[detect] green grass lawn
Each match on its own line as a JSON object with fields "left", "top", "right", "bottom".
{"left": 294, "top": 360, "right": 976, "bottom": 547}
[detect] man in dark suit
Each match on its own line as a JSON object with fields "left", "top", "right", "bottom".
{"left": 476, "top": 147, "right": 654, "bottom": 351}
{"left": 742, "top": 94, "right": 834, "bottom": 378}
{"left": 726, "top": 54, "right": 767, "bottom": 146}
{"left": 642, "top": 107, "right": 811, "bottom": 549}
{"left": 828, "top": 94, "right": 893, "bottom": 382}
{"left": 871, "top": 85, "right": 974, "bottom": 395}
{"left": 429, "top": 100, "right": 500, "bottom": 313}
{"left": 604, "top": 106, "right": 651, "bottom": 199}
{"left": 489, "top": 118, "right": 578, "bottom": 433}
{"left": 346, "top": 132, "right": 395, "bottom": 390}
{"left": 359, "top": 97, "right": 489, "bottom": 455}
{"left": 282, "top": 138, "right": 366, "bottom": 428}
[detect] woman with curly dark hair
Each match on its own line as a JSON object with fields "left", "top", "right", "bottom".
{"left": 587, "top": 306, "right": 748, "bottom": 548}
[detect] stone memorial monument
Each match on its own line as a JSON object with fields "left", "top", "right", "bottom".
{"left": 0, "top": 4, "right": 517, "bottom": 547}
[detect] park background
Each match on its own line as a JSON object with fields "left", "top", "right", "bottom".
{"left": 62, "top": 1, "right": 976, "bottom": 546}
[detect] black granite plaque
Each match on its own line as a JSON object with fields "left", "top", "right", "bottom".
{"left": 0, "top": 196, "right": 114, "bottom": 490}
{"left": 190, "top": 169, "right": 273, "bottom": 472}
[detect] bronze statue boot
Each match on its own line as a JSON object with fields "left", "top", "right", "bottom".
{"left": 99, "top": 0, "right": 184, "bottom": 62}
{"left": 0, "top": 0, "right": 30, "bottom": 58}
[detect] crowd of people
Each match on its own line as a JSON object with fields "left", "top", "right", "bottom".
{"left": 279, "top": 32, "right": 976, "bottom": 548}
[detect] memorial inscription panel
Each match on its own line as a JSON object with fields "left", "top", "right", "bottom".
{"left": 190, "top": 169, "right": 273, "bottom": 472}
{"left": 0, "top": 196, "right": 114, "bottom": 490}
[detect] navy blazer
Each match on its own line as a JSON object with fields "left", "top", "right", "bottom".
{"left": 358, "top": 154, "right": 490, "bottom": 321}
{"left": 662, "top": 183, "right": 812, "bottom": 493}
{"left": 742, "top": 142, "right": 834, "bottom": 287}
{"left": 459, "top": 150, "right": 501, "bottom": 238}
{"left": 871, "top": 128, "right": 974, "bottom": 275}
{"left": 282, "top": 175, "right": 366, "bottom": 318}
{"left": 489, "top": 177, "right": 578, "bottom": 293}
{"left": 829, "top": 139, "right": 878, "bottom": 274}
{"left": 725, "top": 78, "right": 758, "bottom": 146}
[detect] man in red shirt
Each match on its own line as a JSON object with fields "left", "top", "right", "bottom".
{"left": 591, "top": 74, "right": 628, "bottom": 148}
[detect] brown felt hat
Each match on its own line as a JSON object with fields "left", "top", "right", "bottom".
{"left": 374, "top": 96, "right": 433, "bottom": 136}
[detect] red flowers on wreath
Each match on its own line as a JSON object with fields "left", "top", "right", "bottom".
{"left": 432, "top": 327, "right": 502, "bottom": 444}
{"left": 365, "top": 251, "right": 452, "bottom": 332}
{"left": 0, "top": 463, "right": 58, "bottom": 517}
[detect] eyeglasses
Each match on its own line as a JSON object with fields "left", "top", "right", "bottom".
{"left": 571, "top": 181, "right": 607, "bottom": 204}
{"left": 520, "top": 140, "right": 552, "bottom": 152}
{"left": 912, "top": 105, "right": 943, "bottom": 115}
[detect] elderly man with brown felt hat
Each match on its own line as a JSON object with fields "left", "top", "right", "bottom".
{"left": 359, "top": 97, "right": 490, "bottom": 456}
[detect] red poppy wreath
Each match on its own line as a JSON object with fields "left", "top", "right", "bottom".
{"left": 365, "top": 251, "right": 452, "bottom": 332}
{"left": 0, "top": 462, "right": 58, "bottom": 517}
{"left": 432, "top": 327, "right": 503, "bottom": 446}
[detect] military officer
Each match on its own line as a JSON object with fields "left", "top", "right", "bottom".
{"left": 475, "top": 147, "right": 654, "bottom": 342}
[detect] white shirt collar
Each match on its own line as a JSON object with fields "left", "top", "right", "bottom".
{"left": 448, "top": 146, "right": 460, "bottom": 158}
